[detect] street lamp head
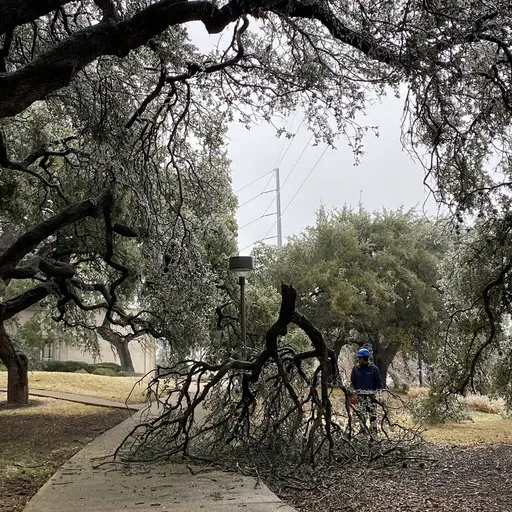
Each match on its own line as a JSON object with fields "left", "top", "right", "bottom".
{"left": 229, "top": 255, "right": 254, "bottom": 278}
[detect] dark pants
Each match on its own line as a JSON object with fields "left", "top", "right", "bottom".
{"left": 354, "top": 393, "right": 378, "bottom": 435}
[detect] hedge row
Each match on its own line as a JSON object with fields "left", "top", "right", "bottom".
{"left": 41, "top": 360, "right": 133, "bottom": 376}
{"left": 0, "top": 360, "right": 134, "bottom": 376}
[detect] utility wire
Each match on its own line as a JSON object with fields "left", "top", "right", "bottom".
{"left": 258, "top": 145, "right": 329, "bottom": 247}
{"left": 234, "top": 169, "right": 275, "bottom": 193}
{"left": 239, "top": 192, "right": 276, "bottom": 230}
{"left": 239, "top": 212, "right": 275, "bottom": 230}
{"left": 240, "top": 133, "right": 313, "bottom": 236}
{"left": 280, "top": 132, "right": 314, "bottom": 191}
{"left": 238, "top": 189, "right": 274, "bottom": 209}
{"left": 237, "top": 169, "right": 276, "bottom": 210}
{"left": 237, "top": 115, "right": 307, "bottom": 246}
{"left": 274, "top": 118, "right": 304, "bottom": 170}
{"left": 238, "top": 166, "right": 276, "bottom": 221}
{"left": 273, "top": 111, "right": 298, "bottom": 167}
{"left": 235, "top": 115, "right": 303, "bottom": 195}
{"left": 239, "top": 128, "right": 311, "bottom": 219}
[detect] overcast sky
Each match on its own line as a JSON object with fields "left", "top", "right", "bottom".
{"left": 228, "top": 95, "right": 440, "bottom": 255}
{"left": 187, "top": 22, "right": 440, "bottom": 255}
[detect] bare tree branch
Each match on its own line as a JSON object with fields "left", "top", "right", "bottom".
{"left": 0, "top": 188, "right": 112, "bottom": 280}
{"left": 2, "top": 283, "right": 53, "bottom": 320}
{"left": 0, "top": 0, "right": 71, "bottom": 35}
{"left": 0, "top": 0, "right": 404, "bottom": 119}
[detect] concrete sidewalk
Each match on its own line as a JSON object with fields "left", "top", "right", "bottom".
{"left": 22, "top": 406, "right": 297, "bottom": 512}
{"left": 0, "top": 387, "right": 142, "bottom": 411}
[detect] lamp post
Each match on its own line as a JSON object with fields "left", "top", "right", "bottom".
{"left": 229, "top": 255, "right": 254, "bottom": 345}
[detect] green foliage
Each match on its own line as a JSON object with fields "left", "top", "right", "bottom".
{"left": 42, "top": 361, "right": 92, "bottom": 373}
{"left": 117, "top": 371, "right": 135, "bottom": 377}
{"left": 91, "top": 362, "right": 122, "bottom": 372}
{"left": 489, "top": 346, "right": 512, "bottom": 414}
{"left": 246, "top": 284, "right": 281, "bottom": 344}
{"left": 0, "top": 362, "right": 6, "bottom": 371}
{"left": 91, "top": 368, "right": 117, "bottom": 377}
{"left": 409, "top": 381, "right": 471, "bottom": 425}
{"left": 40, "top": 361, "right": 124, "bottom": 375}
{"left": 255, "top": 207, "right": 447, "bottom": 378}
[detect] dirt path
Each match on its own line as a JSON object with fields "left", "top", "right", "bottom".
{"left": 279, "top": 445, "right": 511, "bottom": 512}
{"left": 0, "top": 398, "right": 131, "bottom": 512}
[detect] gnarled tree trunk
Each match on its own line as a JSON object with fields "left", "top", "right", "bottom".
{"left": 371, "top": 334, "right": 400, "bottom": 388}
{"left": 326, "top": 332, "right": 346, "bottom": 385}
{"left": 111, "top": 338, "right": 135, "bottom": 373}
{"left": 97, "top": 324, "right": 135, "bottom": 373}
{"left": 0, "top": 323, "right": 29, "bottom": 404}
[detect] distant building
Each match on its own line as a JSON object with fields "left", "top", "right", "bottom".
{"left": 9, "top": 307, "right": 156, "bottom": 375}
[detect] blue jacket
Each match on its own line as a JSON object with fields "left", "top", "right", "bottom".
{"left": 350, "top": 363, "right": 383, "bottom": 391}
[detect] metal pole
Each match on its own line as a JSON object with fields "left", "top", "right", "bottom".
{"left": 239, "top": 275, "right": 246, "bottom": 345}
{"left": 275, "top": 168, "right": 283, "bottom": 248}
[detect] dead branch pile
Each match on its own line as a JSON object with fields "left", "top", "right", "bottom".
{"left": 117, "top": 285, "right": 423, "bottom": 479}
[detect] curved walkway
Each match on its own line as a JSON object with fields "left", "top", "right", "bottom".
{"left": 17, "top": 395, "right": 296, "bottom": 512}
{"left": 0, "top": 387, "right": 142, "bottom": 411}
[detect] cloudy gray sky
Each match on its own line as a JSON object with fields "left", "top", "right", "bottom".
{"left": 228, "top": 95, "right": 440, "bottom": 255}
{"left": 187, "top": 21, "right": 440, "bottom": 255}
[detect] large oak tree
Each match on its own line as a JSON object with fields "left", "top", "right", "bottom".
{"left": 2, "top": 0, "right": 512, "bottom": 404}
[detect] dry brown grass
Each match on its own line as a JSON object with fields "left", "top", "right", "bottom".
{"left": 407, "top": 386, "right": 429, "bottom": 399}
{"left": 0, "top": 397, "right": 130, "bottom": 511}
{"left": 463, "top": 394, "right": 504, "bottom": 414}
{"left": 407, "top": 387, "right": 504, "bottom": 414}
{"left": 424, "top": 412, "right": 512, "bottom": 445}
{"left": 0, "top": 371, "right": 147, "bottom": 403}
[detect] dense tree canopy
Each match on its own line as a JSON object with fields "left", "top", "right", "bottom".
{"left": 2, "top": 0, "right": 512, "bottom": 405}
{"left": 255, "top": 207, "right": 447, "bottom": 384}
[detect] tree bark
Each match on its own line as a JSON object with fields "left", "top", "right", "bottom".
{"left": 326, "top": 332, "right": 346, "bottom": 385}
{"left": 97, "top": 324, "right": 135, "bottom": 373}
{"left": 0, "top": 324, "right": 29, "bottom": 404}
{"left": 371, "top": 335, "right": 399, "bottom": 389}
{"left": 0, "top": 0, "right": 400, "bottom": 119}
{"left": 112, "top": 338, "right": 135, "bottom": 373}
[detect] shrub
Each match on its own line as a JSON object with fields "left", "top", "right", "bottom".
{"left": 410, "top": 389, "right": 471, "bottom": 424}
{"left": 463, "top": 394, "right": 503, "bottom": 414}
{"left": 0, "top": 362, "right": 6, "bottom": 371}
{"left": 90, "top": 362, "right": 122, "bottom": 373}
{"left": 42, "top": 360, "right": 92, "bottom": 373}
{"left": 407, "top": 387, "right": 429, "bottom": 399}
{"left": 91, "top": 367, "right": 117, "bottom": 377}
{"left": 117, "top": 371, "right": 135, "bottom": 377}
{"left": 74, "top": 369, "right": 90, "bottom": 374}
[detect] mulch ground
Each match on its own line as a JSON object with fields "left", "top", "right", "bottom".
{"left": 0, "top": 398, "right": 130, "bottom": 512}
{"left": 278, "top": 444, "right": 511, "bottom": 511}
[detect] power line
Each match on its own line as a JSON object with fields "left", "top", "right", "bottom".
{"left": 273, "top": 111, "right": 299, "bottom": 168}
{"left": 234, "top": 169, "right": 275, "bottom": 193}
{"left": 239, "top": 128, "right": 311, "bottom": 231}
{"left": 238, "top": 189, "right": 274, "bottom": 209}
{"left": 280, "top": 133, "right": 315, "bottom": 191}
{"left": 239, "top": 211, "right": 275, "bottom": 230}
{"left": 274, "top": 118, "right": 304, "bottom": 170}
{"left": 235, "top": 121, "right": 303, "bottom": 197}
{"left": 236, "top": 115, "right": 307, "bottom": 248}
{"left": 238, "top": 172, "right": 277, "bottom": 226}
{"left": 260, "top": 145, "right": 329, "bottom": 244}
{"left": 239, "top": 141, "right": 325, "bottom": 253}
